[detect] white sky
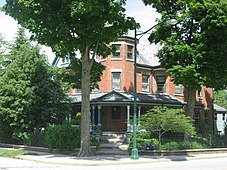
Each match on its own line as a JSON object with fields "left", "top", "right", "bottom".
{"left": 0, "top": 0, "right": 160, "bottom": 65}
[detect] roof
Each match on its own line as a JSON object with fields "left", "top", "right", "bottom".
{"left": 70, "top": 91, "right": 186, "bottom": 107}
{"left": 214, "top": 104, "right": 227, "bottom": 113}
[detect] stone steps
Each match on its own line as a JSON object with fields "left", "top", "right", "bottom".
{"left": 96, "top": 132, "right": 129, "bottom": 155}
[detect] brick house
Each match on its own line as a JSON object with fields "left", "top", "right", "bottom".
{"left": 54, "top": 36, "right": 216, "bottom": 134}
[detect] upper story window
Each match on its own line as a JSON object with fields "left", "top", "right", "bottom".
{"left": 112, "top": 72, "right": 121, "bottom": 91}
{"left": 175, "top": 84, "right": 183, "bottom": 95}
{"left": 111, "top": 44, "right": 121, "bottom": 58}
{"left": 156, "top": 75, "right": 166, "bottom": 93}
{"left": 142, "top": 74, "right": 150, "bottom": 92}
{"left": 127, "top": 45, "right": 134, "bottom": 60}
{"left": 198, "top": 88, "right": 202, "bottom": 98}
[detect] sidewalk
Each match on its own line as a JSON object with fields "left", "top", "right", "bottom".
{"left": 17, "top": 149, "right": 227, "bottom": 166}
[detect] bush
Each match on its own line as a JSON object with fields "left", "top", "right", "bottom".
{"left": 160, "top": 141, "right": 206, "bottom": 150}
{"left": 160, "top": 141, "right": 179, "bottom": 150}
{"left": 44, "top": 123, "right": 80, "bottom": 150}
{"left": 29, "top": 131, "right": 46, "bottom": 147}
{"left": 178, "top": 141, "right": 206, "bottom": 149}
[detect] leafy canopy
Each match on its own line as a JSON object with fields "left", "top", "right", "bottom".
{"left": 3, "top": 0, "right": 135, "bottom": 57}
{"left": 0, "top": 28, "right": 69, "bottom": 143}
{"left": 141, "top": 106, "right": 196, "bottom": 142}
{"left": 143, "top": 0, "right": 227, "bottom": 90}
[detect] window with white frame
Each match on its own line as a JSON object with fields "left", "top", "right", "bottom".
{"left": 111, "top": 44, "right": 121, "bottom": 58}
{"left": 156, "top": 75, "right": 166, "bottom": 93}
{"left": 175, "top": 84, "right": 183, "bottom": 95}
{"left": 112, "top": 72, "right": 121, "bottom": 90}
{"left": 127, "top": 45, "right": 134, "bottom": 60}
{"left": 142, "top": 74, "right": 150, "bottom": 92}
{"left": 198, "top": 88, "right": 202, "bottom": 98}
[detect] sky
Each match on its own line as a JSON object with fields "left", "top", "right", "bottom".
{"left": 0, "top": 0, "right": 160, "bottom": 64}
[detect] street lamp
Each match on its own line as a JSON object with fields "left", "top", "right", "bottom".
{"left": 131, "top": 19, "right": 177, "bottom": 160}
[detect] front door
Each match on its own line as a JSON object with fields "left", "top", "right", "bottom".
{"left": 101, "top": 106, "right": 126, "bottom": 132}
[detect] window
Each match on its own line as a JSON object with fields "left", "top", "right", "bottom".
{"left": 127, "top": 45, "right": 134, "bottom": 60}
{"left": 142, "top": 74, "right": 150, "bottom": 92}
{"left": 111, "top": 107, "right": 121, "bottom": 120}
{"left": 175, "top": 84, "right": 183, "bottom": 95}
{"left": 156, "top": 76, "right": 166, "bottom": 93}
{"left": 111, "top": 44, "right": 121, "bottom": 58}
{"left": 198, "top": 88, "right": 202, "bottom": 98}
{"left": 112, "top": 72, "right": 121, "bottom": 90}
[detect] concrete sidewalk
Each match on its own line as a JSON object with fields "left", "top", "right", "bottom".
{"left": 17, "top": 150, "right": 227, "bottom": 166}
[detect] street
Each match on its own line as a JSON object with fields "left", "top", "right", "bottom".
{"left": 0, "top": 156, "right": 227, "bottom": 170}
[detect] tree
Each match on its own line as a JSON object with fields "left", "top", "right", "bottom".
{"left": 141, "top": 106, "right": 195, "bottom": 142}
{"left": 0, "top": 28, "right": 69, "bottom": 143}
{"left": 214, "top": 90, "right": 227, "bottom": 109}
{"left": 142, "top": 0, "right": 227, "bottom": 120}
{"left": 3, "top": 0, "right": 135, "bottom": 156}
{"left": 61, "top": 57, "right": 106, "bottom": 91}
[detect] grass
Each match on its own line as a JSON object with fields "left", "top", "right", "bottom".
{"left": 0, "top": 148, "right": 27, "bottom": 158}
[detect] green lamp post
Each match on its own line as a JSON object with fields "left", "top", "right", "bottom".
{"left": 131, "top": 27, "right": 139, "bottom": 159}
{"left": 130, "top": 19, "right": 177, "bottom": 160}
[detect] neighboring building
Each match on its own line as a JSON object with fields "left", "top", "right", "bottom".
{"left": 54, "top": 36, "right": 220, "bottom": 135}
{"left": 214, "top": 104, "right": 227, "bottom": 135}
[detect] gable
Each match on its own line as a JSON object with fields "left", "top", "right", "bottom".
{"left": 94, "top": 91, "right": 130, "bottom": 102}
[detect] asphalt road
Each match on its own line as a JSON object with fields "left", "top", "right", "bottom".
{"left": 0, "top": 156, "right": 227, "bottom": 170}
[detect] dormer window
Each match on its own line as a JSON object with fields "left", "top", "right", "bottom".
{"left": 111, "top": 44, "right": 121, "bottom": 58}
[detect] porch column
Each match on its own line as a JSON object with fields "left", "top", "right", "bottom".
{"left": 127, "top": 105, "right": 131, "bottom": 132}
{"left": 97, "top": 106, "right": 102, "bottom": 131}
{"left": 92, "top": 106, "right": 95, "bottom": 131}
{"left": 138, "top": 106, "right": 141, "bottom": 130}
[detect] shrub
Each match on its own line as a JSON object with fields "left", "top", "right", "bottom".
{"left": 160, "top": 141, "right": 206, "bottom": 150}
{"left": 178, "top": 141, "right": 206, "bottom": 149}
{"left": 29, "top": 131, "right": 46, "bottom": 147}
{"left": 160, "top": 141, "right": 179, "bottom": 150}
{"left": 44, "top": 123, "right": 80, "bottom": 150}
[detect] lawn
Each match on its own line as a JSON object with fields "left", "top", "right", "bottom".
{"left": 0, "top": 148, "right": 26, "bottom": 158}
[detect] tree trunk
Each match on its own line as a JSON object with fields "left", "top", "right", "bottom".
{"left": 78, "top": 48, "right": 92, "bottom": 157}
{"left": 184, "top": 87, "right": 196, "bottom": 120}
{"left": 184, "top": 87, "right": 196, "bottom": 140}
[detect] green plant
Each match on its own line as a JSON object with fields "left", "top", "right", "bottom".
{"left": 44, "top": 123, "right": 80, "bottom": 151}
{"left": 141, "top": 106, "right": 196, "bottom": 142}
{"left": 160, "top": 141, "right": 179, "bottom": 150}
{"left": 29, "top": 131, "right": 46, "bottom": 147}
{"left": 160, "top": 141, "right": 206, "bottom": 150}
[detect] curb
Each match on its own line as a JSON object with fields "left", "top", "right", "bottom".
{"left": 1, "top": 143, "right": 227, "bottom": 166}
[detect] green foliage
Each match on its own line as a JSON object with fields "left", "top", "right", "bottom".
{"left": 0, "top": 28, "right": 69, "bottom": 143}
{"left": 3, "top": 0, "right": 136, "bottom": 156}
{"left": 160, "top": 141, "right": 206, "bottom": 151}
{"left": 29, "top": 131, "right": 46, "bottom": 147}
{"left": 214, "top": 90, "right": 227, "bottom": 109}
{"left": 141, "top": 106, "right": 196, "bottom": 142}
{"left": 143, "top": 0, "right": 227, "bottom": 90}
{"left": 61, "top": 57, "right": 106, "bottom": 90}
{"left": 44, "top": 123, "right": 81, "bottom": 150}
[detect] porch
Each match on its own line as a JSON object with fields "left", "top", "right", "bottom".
{"left": 71, "top": 90, "right": 186, "bottom": 133}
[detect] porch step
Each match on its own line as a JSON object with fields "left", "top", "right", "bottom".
{"left": 96, "top": 132, "right": 129, "bottom": 155}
